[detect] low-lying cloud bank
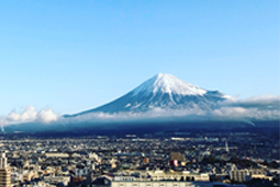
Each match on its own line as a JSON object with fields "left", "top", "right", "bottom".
{"left": 0, "top": 95, "right": 279, "bottom": 127}
{"left": 65, "top": 95, "right": 280, "bottom": 123}
{"left": 212, "top": 95, "right": 280, "bottom": 120}
{"left": 0, "top": 106, "right": 58, "bottom": 126}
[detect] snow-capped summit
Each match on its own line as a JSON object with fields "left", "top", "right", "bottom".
{"left": 66, "top": 73, "right": 230, "bottom": 116}
{"left": 133, "top": 73, "right": 207, "bottom": 96}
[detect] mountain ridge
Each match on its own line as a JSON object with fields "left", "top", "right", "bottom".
{"left": 65, "top": 73, "right": 230, "bottom": 117}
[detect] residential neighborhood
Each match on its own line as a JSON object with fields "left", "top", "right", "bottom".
{"left": 0, "top": 130, "right": 278, "bottom": 187}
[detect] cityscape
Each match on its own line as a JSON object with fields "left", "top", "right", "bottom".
{"left": 0, "top": 128, "right": 279, "bottom": 187}
{"left": 0, "top": 1, "right": 279, "bottom": 187}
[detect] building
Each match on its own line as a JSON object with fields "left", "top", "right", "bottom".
{"left": 114, "top": 176, "right": 136, "bottom": 182}
{"left": 84, "top": 177, "right": 246, "bottom": 187}
{"left": 0, "top": 152, "right": 11, "bottom": 187}
{"left": 230, "top": 164, "right": 250, "bottom": 182}
{"left": 148, "top": 172, "right": 210, "bottom": 182}
{"left": 75, "top": 165, "right": 89, "bottom": 177}
{"left": 170, "top": 152, "right": 186, "bottom": 162}
{"left": 230, "top": 164, "right": 267, "bottom": 183}
{"left": 45, "top": 153, "right": 69, "bottom": 158}
{"left": 225, "top": 139, "right": 229, "bottom": 153}
{"left": 43, "top": 174, "right": 71, "bottom": 186}
{"left": 111, "top": 181, "right": 246, "bottom": 187}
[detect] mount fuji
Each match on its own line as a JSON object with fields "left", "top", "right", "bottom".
{"left": 3, "top": 73, "right": 279, "bottom": 134}
{"left": 66, "top": 73, "right": 230, "bottom": 117}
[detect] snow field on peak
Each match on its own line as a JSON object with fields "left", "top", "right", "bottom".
{"left": 132, "top": 73, "right": 207, "bottom": 96}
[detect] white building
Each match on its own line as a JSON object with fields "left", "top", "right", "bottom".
{"left": 45, "top": 153, "right": 69, "bottom": 158}
{"left": 230, "top": 164, "right": 266, "bottom": 183}
{"left": 111, "top": 181, "right": 246, "bottom": 187}
{"left": 0, "top": 152, "right": 11, "bottom": 187}
{"left": 147, "top": 173, "right": 209, "bottom": 182}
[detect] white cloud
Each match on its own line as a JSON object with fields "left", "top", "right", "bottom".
{"left": 211, "top": 94, "right": 280, "bottom": 120}
{"left": 0, "top": 106, "right": 58, "bottom": 126}
{"left": 37, "top": 109, "right": 58, "bottom": 123}
{"left": 68, "top": 107, "right": 206, "bottom": 122}
{"left": 0, "top": 94, "right": 279, "bottom": 127}
{"left": 212, "top": 107, "right": 247, "bottom": 118}
{"left": 66, "top": 94, "right": 280, "bottom": 123}
{"left": 223, "top": 95, "right": 280, "bottom": 109}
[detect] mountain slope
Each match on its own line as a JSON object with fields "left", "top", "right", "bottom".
{"left": 65, "top": 73, "right": 230, "bottom": 117}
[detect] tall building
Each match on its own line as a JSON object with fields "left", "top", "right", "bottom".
{"left": 0, "top": 152, "right": 11, "bottom": 187}
{"left": 225, "top": 139, "right": 229, "bottom": 153}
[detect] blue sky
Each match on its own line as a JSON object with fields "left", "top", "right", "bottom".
{"left": 0, "top": 0, "right": 279, "bottom": 115}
